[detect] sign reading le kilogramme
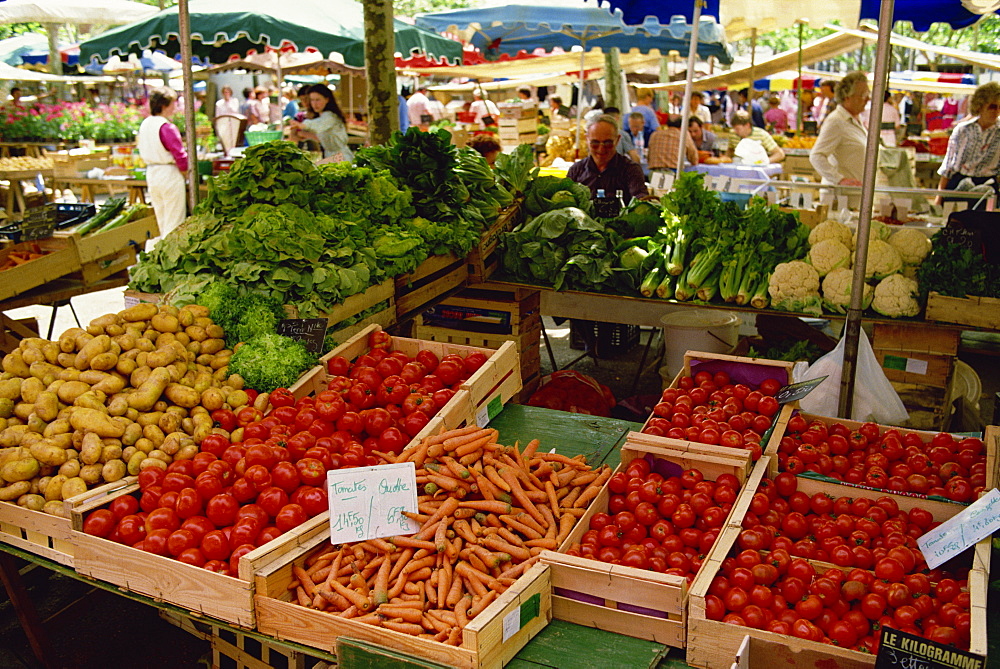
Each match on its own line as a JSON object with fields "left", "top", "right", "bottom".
{"left": 875, "top": 626, "right": 985, "bottom": 669}
{"left": 326, "top": 462, "right": 420, "bottom": 544}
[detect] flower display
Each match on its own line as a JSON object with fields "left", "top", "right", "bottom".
{"left": 0, "top": 101, "right": 142, "bottom": 143}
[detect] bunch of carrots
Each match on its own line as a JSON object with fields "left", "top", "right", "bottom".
{"left": 0, "top": 243, "right": 50, "bottom": 271}
{"left": 284, "top": 425, "right": 611, "bottom": 644}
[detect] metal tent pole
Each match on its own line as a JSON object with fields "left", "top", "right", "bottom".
{"left": 576, "top": 44, "right": 586, "bottom": 157}
{"left": 838, "top": 0, "right": 894, "bottom": 418}
{"left": 675, "top": 1, "right": 702, "bottom": 176}
{"left": 178, "top": 0, "right": 198, "bottom": 211}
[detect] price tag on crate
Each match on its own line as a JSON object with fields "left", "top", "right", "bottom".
{"left": 327, "top": 463, "right": 420, "bottom": 544}
{"left": 774, "top": 376, "right": 828, "bottom": 405}
{"left": 875, "top": 625, "right": 986, "bottom": 668}
{"left": 917, "top": 488, "right": 1000, "bottom": 570}
{"left": 277, "top": 318, "right": 328, "bottom": 355}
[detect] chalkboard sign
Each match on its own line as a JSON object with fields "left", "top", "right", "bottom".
{"left": 942, "top": 209, "right": 1000, "bottom": 264}
{"left": 277, "top": 318, "right": 328, "bottom": 354}
{"left": 875, "top": 626, "right": 985, "bottom": 669}
{"left": 775, "top": 376, "right": 828, "bottom": 405}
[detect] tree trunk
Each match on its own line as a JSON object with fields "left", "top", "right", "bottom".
{"left": 604, "top": 48, "right": 623, "bottom": 111}
{"left": 364, "top": 0, "right": 398, "bottom": 146}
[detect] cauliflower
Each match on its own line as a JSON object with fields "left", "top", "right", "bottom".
{"left": 808, "top": 238, "right": 851, "bottom": 277}
{"left": 865, "top": 240, "right": 903, "bottom": 280}
{"left": 821, "top": 267, "right": 873, "bottom": 313}
{"left": 888, "top": 228, "right": 932, "bottom": 266}
{"left": 768, "top": 261, "right": 822, "bottom": 315}
{"left": 851, "top": 219, "right": 891, "bottom": 249}
{"left": 808, "top": 219, "right": 853, "bottom": 248}
{"left": 872, "top": 273, "right": 920, "bottom": 317}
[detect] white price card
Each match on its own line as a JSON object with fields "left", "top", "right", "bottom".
{"left": 327, "top": 462, "right": 420, "bottom": 544}
{"left": 917, "top": 488, "right": 1000, "bottom": 569}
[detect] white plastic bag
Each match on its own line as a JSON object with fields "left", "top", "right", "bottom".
{"left": 797, "top": 328, "right": 909, "bottom": 425}
{"left": 733, "top": 138, "right": 769, "bottom": 165}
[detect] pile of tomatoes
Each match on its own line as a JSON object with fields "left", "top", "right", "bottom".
{"left": 641, "top": 369, "right": 784, "bottom": 460}
{"left": 564, "top": 457, "right": 741, "bottom": 580}
{"left": 706, "top": 471, "right": 973, "bottom": 652}
{"left": 317, "top": 330, "right": 489, "bottom": 456}
{"left": 776, "top": 416, "right": 986, "bottom": 503}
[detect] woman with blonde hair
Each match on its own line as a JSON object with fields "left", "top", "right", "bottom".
{"left": 935, "top": 81, "right": 1000, "bottom": 204}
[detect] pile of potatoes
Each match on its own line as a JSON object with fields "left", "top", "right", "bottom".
{"left": 0, "top": 301, "right": 255, "bottom": 517}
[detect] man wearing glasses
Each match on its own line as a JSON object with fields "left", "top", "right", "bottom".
{"left": 567, "top": 114, "right": 648, "bottom": 200}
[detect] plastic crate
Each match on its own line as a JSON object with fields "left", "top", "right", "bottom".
{"left": 245, "top": 130, "right": 283, "bottom": 145}
{"left": 569, "top": 319, "right": 640, "bottom": 359}
{"left": 54, "top": 202, "right": 97, "bottom": 229}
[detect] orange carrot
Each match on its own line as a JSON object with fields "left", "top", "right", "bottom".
{"left": 468, "top": 590, "right": 497, "bottom": 617}
{"left": 498, "top": 467, "right": 546, "bottom": 527}
{"left": 458, "top": 500, "right": 511, "bottom": 514}
{"left": 454, "top": 434, "right": 496, "bottom": 457}
{"left": 574, "top": 466, "right": 611, "bottom": 508}
{"left": 382, "top": 620, "right": 424, "bottom": 635}
{"left": 378, "top": 605, "right": 424, "bottom": 624}
{"left": 482, "top": 534, "right": 532, "bottom": 562}
{"left": 332, "top": 579, "right": 372, "bottom": 612}
{"left": 557, "top": 512, "right": 577, "bottom": 544}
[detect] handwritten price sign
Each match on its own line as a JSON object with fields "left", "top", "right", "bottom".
{"left": 326, "top": 463, "right": 420, "bottom": 544}
{"left": 917, "top": 488, "right": 1000, "bottom": 570}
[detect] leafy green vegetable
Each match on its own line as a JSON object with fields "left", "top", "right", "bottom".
{"left": 917, "top": 232, "right": 1000, "bottom": 299}
{"left": 524, "top": 176, "right": 593, "bottom": 216}
{"left": 228, "top": 333, "right": 317, "bottom": 393}
{"left": 494, "top": 144, "right": 538, "bottom": 196}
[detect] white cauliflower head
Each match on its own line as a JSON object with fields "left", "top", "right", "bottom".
{"left": 808, "top": 238, "right": 851, "bottom": 277}
{"left": 821, "top": 267, "right": 873, "bottom": 313}
{"left": 864, "top": 239, "right": 903, "bottom": 280}
{"left": 888, "top": 228, "right": 932, "bottom": 266}
{"left": 809, "top": 219, "right": 853, "bottom": 248}
{"left": 768, "top": 261, "right": 822, "bottom": 315}
{"left": 872, "top": 273, "right": 920, "bottom": 317}
{"left": 851, "top": 219, "right": 892, "bottom": 249}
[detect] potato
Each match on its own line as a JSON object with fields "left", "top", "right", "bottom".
{"left": 58, "top": 459, "right": 81, "bottom": 478}
{"left": 101, "top": 460, "right": 126, "bottom": 483}
{"left": 43, "top": 474, "right": 67, "bottom": 501}
{"left": 126, "top": 450, "right": 145, "bottom": 475}
{"left": 2, "top": 351, "right": 30, "bottom": 377}
{"left": 128, "top": 367, "right": 170, "bottom": 411}
{"left": 164, "top": 383, "right": 200, "bottom": 409}
{"left": 192, "top": 413, "right": 213, "bottom": 444}
{"left": 43, "top": 418, "right": 71, "bottom": 437}
{"left": 92, "top": 373, "right": 126, "bottom": 395}
{"left": 121, "top": 422, "right": 142, "bottom": 447}
{"left": 113, "top": 333, "right": 136, "bottom": 351}
{"left": 155, "top": 332, "right": 176, "bottom": 347}
{"left": 226, "top": 389, "right": 250, "bottom": 410}
{"left": 158, "top": 412, "right": 180, "bottom": 435}
{"left": 139, "top": 457, "right": 167, "bottom": 471}
{"left": 20, "top": 376, "right": 44, "bottom": 404}
{"left": 153, "top": 399, "right": 168, "bottom": 413}
{"left": 201, "top": 338, "right": 226, "bottom": 355}
{"left": 19, "top": 344, "right": 47, "bottom": 366}
{"left": 0, "top": 378, "right": 22, "bottom": 401}
{"left": 0, "top": 481, "right": 31, "bottom": 501}
{"left": 183, "top": 304, "right": 210, "bottom": 319}
{"left": 175, "top": 443, "right": 199, "bottom": 461}
{"left": 142, "top": 424, "right": 165, "bottom": 447}
{"left": 174, "top": 332, "right": 190, "bottom": 346}
{"left": 151, "top": 312, "right": 180, "bottom": 333}
{"left": 107, "top": 394, "right": 129, "bottom": 417}
{"left": 30, "top": 440, "right": 67, "bottom": 467}
{"left": 199, "top": 387, "right": 226, "bottom": 412}
{"left": 90, "top": 351, "right": 119, "bottom": 371}
{"left": 70, "top": 408, "right": 125, "bottom": 439}
{"left": 116, "top": 357, "right": 137, "bottom": 376}
{"left": 56, "top": 380, "right": 91, "bottom": 404}
{"left": 34, "top": 391, "right": 60, "bottom": 422}
{"left": 58, "top": 328, "right": 86, "bottom": 353}
{"left": 136, "top": 412, "right": 162, "bottom": 427}
{"left": 61, "top": 477, "right": 87, "bottom": 500}
{"left": 0, "top": 398, "right": 12, "bottom": 419}
{"left": 147, "top": 347, "right": 177, "bottom": 368}
{"left": 42, "top": 500, "right": 68, "bottom": 517}
{"left": 100, "top": 444, "right": 123, "bottom": 463}
{"left": 178, "top": 309, "right": 195, "bottom": 328}
{"left": 135, "top": 337, "right": 155, "bottom": 353}
{"left": 134, "top": 437, "right": 154, "bottom": 455}
{"left": 205, "top": 323, "right": 225, "bottom": 339}
{"left": 74, "top": 334, "right": 110, "bottom": 370}
{"left": 89, "top": 313, "right": 120, "bottom": 331}
{"left": 18, "top": 493, "right": 45, "bottom": 511}
{"left": 73, "top": 390, "right": 107, "bottom": 411}
{"left": 210, "top": 353, "right": 232, "bottom": 371}
{"left": 79, "top": 432, "right": 103, "bottom": 465}
{"left": 147, "top": 449, "right": 170, "bottom": 463}
{"left": 25, "top": 414, "right": 47, "bottom": 434}
{"left": 79, "top": 464, "right": 103, "bottom": 485}
{"left": 121, "top": 303, "right": 158, "bottom": 322}
{"left": 106, "top": 323, "right": 125, "bottom": 337}
{"left": 13, "top": 403, "right": 34, "bottom": 421}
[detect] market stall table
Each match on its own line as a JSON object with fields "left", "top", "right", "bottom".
{"left": 1, "top": 167, "right": 52, "bottom": 220}
{"left": 0, "top": 142, "right": 71, "bottom": 158}
{"left": 49, "top": 176, "right": 146, "bottom": 205}
{"left": 0, "top": 403, "right": 699, "bottom": 669}
{"left": 685, "top": 162, "right": 783, "bottom": 181}
{"left": 0, "top": 271, "right": 129, "bottom": 341}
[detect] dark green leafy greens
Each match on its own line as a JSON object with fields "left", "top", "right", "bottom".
{"left": 524, "top": 176, "right": 594, "bottom": 217}
{"left": 917, "top": 232, "right": 1000, "bottom": 299}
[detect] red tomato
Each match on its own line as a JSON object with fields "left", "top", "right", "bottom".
{"left": 83, "top": 509, "right": 116, "bottom": 538}
{"left": 435, "top": 360, "right": 463, "bottom": 386}
{"left": 463, "top": 352, "right": 488, "bottom": 375}
{"left": 205, "top": 493, "right": 239, "bottom": 527}
{"left": 275, "top": 503, "right": 307, "bottom": 532}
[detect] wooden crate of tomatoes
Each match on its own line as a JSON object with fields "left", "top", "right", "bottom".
{"left": 638, "top": 351, "right": 795, "bottom": 463}
{"left": 768, "top": 412, "right": 994, "bottom": 505}
{"left": 253, "top": 425, "right": 613, "bottom": 668}
{"left": 288, "top": 325, "right": 521, "bottom": 461}
{"left": 685, "top": 459, "right": 989, "bottom": 668}
{"left": 538, "top": 438, "right": 751, "bottom": 647}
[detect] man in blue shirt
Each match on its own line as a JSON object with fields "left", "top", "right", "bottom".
{"left": 737, "top": 88, "right": 765, "bottom": 129}
{"left": 632, "top": 90, "right": 660, "bottom": 131}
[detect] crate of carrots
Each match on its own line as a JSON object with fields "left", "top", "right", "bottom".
{"left": 0, "top": 238, "right": 81, "bottom": 301}
{"left": 253, "top": 425, "right": 613, "bottom": 668}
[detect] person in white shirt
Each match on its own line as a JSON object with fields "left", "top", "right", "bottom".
{"left": 214, "top": 86, "right": 241, "bottom": 117}
{"left": 407, "top": 86, "right": 432, "bottom": 127}
{"left": 868, "top": 91, "right": 901, "bottom": 147}
{"left": 469, "top": 91, "right": 499, "bottom": 128}
{"left": 810, "top": 71, "right": 870, "bottom": 192}
{"left": 812, "top": 80, "right": 836, "bottom": 127}
{"left": 688, "top": 94, "right": 711, "bottom": 126}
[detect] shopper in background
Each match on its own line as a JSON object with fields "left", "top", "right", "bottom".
{"left": 214, "top": 85, "right": 240, "bottom": 117}
{"left": 625, "top": 112, "right": 653, "bottom": 175}
{"left": 736, "top": 88, "right": 765, "bottom": 129}
{"left": 548, "top": 95, "right": 571, "bottom": 119}
{"left": 137, "top": 86, "right": 188, "bottom": 238}
{"left": 469, "top": 90, "right": 500, "bottom": 128}
{"left": 731, "top": 111, "right": 785, "bottom": 163}
{"left": 689, "top": 92, "right": 712, "bottom": 125}
{"left": 407, "top": 85, "right": 432, "bottom": 127}
{"left": 870, "top": 90, "right": 901, "bottom": 147}
{"left": 241, "top": 88, "right": 262, "bottom": 126}
{"left": 568, "top": 114, "right": 648, "bottom": 199}
{"left": 687, "top": 116, "right": 717, "bottom": 154}
{"left": 631, "top": 89, "right": 660, "bottom": 130}
{"left": 282, "top": 87, "right": 299, "bottom": 119}
{"left": 398, "top": 93, "right": 410, "bottom": 133}
{"left": 469, "top": 137, "right": 502, "bottom": 167}
{"left": 647, "top": 114, "right": 697, "bottom": 173}
{"left": 935, "top": 81, "right": 1000, "bottom": 205}
{"left": 809, "top": 71, "right": 870, "bottom": 187}
{"left": 603, "top": 106, "right": 641, "bottom": 165}
{"left": 6, "top": 87, "right": 23, "bottom": 109}
{"left": 763, "top": 95, "right": 788, "bottom": 133}
{"left": 812, "top": 80, "right": 836, "bottom": 127}
{"left": 289, "top": 84, "right": 352, "bottom": 162}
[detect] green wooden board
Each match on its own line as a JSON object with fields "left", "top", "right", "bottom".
{"left": 489, "top": 404, "right": 641, "bottom": 469}
{"left": 509, "top": 619, "right": 669, "bottom": 669}
{"left": 336, "top": 637, "right": 451, "bottom": 668}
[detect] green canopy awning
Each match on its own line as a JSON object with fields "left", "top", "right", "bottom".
{"left": 79, "top": 0, "right": 462, "bottom": 68}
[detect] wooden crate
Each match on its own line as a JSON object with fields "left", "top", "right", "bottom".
{"left": 0, "top": 313, "right": 37, "bottom": 354}
{"left": 50, "top": 150, "right": 111, "bottom": 178}
{"left": 70, "top": 485, "right": 329, "bottom": 628}
{"left": 55, "top": 212, "right": 158, "bottom": 264}
{"left": 925, "top": 292, "right": 1000, "bottom": 330}
{"left": 294, "top": 324, "right": 521, "bottom": 436}
{"left": 777, "top": 204, "right": 828, "bottom": 228}
{"left": 253, "top": 515, "right": 551, "bottom": 669}
{"left": 498, "top": 117, "right": 537, "bottom": 132}
{"left": 0, "top": 477, "right": 136, "bottom": 567}
{"left": 730, "top": 633, "right": 871, "bottom": 669}
{"left": 872, "top": 322, "right": 959, "bottom": 389}
{"left": 160, "top": 610, "right": 310, "bottom": 669}
{"left": 418, "top": 285, "right": 539, "bottom": 336}
{"left": 0, "top": 237, "right": 81, "bottom": 301}
{"left": 77, "top": 245, "right": 137, "bottom": 285}
{"left": 395, "top": 254, "right": 469, "bottom": 321}
{"left": 123, "top": 288, "right": 162, "bottom": 308}
{"left": 467, "top": 202, "right": 524, "bottom": 284}
{"left": 685, "top": 461, "right": 984, "bottom": 669}
{"left": 538, "top": 439, "right": 751, "bottom": 647}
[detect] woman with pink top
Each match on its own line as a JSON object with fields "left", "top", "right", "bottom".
{"left": 137, "top": 87, "right": 188, "bottom": 237}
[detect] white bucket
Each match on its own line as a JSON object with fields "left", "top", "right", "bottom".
{"left": 660, "top": 310, "right": 741, "bottom": 379}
